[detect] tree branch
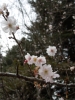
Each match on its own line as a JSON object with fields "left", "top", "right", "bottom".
{"left": 0, "top": 72, "right": 75, "bottom": 87}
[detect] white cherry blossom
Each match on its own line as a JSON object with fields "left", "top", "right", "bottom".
{"left": 31, "top": 55, "right": 38, "bottom": 64}
{"left": 38, "top": 64, "right": 53, "bottom": 83}
{"left": 35, "top": 56, "right": 46, "bottom": 67}
{"left": 38, "top": 64, "right": 59, "bottom": 83}
{"left": 1, "top": 16, "right": 18, "bottom": 34}
{"left": 46, "top": 46, "right": 57, "bottom": 56}
{"left": 25, "top": 53, "right": 32, "bottom": 65}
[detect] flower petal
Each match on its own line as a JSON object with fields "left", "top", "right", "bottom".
{"left": 2, "top": 26, "right": 9, "bottom": 33}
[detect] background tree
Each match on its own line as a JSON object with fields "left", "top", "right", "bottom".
{"left": 27, "top": 0, "right": 75, "bottom": 61}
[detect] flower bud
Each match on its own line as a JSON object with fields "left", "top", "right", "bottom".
{"left": 16, "top": 25, "right": 19, "bottom": 30}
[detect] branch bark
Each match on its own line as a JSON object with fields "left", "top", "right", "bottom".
{"left": 0, "top": 72, "right": 75, "bottom": 87}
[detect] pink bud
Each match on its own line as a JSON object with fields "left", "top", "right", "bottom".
{"left": 24, "top": 60, "right": 28, "bottom": 64}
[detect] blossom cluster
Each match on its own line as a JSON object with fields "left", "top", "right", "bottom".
{"left": 25, "top": 53, "right": 46, "bottom": 66}
{"left": 0, "top": 4, "right": 60, "bottom": 83}
{"left": 24, "top": 46, "right": 59, "bottom": 83}
{"left": 0, "top": 3, "right": 19, "bottom": 35}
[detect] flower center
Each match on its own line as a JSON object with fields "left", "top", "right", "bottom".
{"left": 51, "top": 49, "right": 54, "bottom": 53}
{"left": 33, "top": 58, "right": 37, "bottom": 62}
{"left": 38, "top": 59, "right": 42, "bottom": 63}
{"left": 44, "top": 69, "right": 48, "bottom": 74}
{"left": 8, "top": 23, "right": 12, "bottom": 28}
